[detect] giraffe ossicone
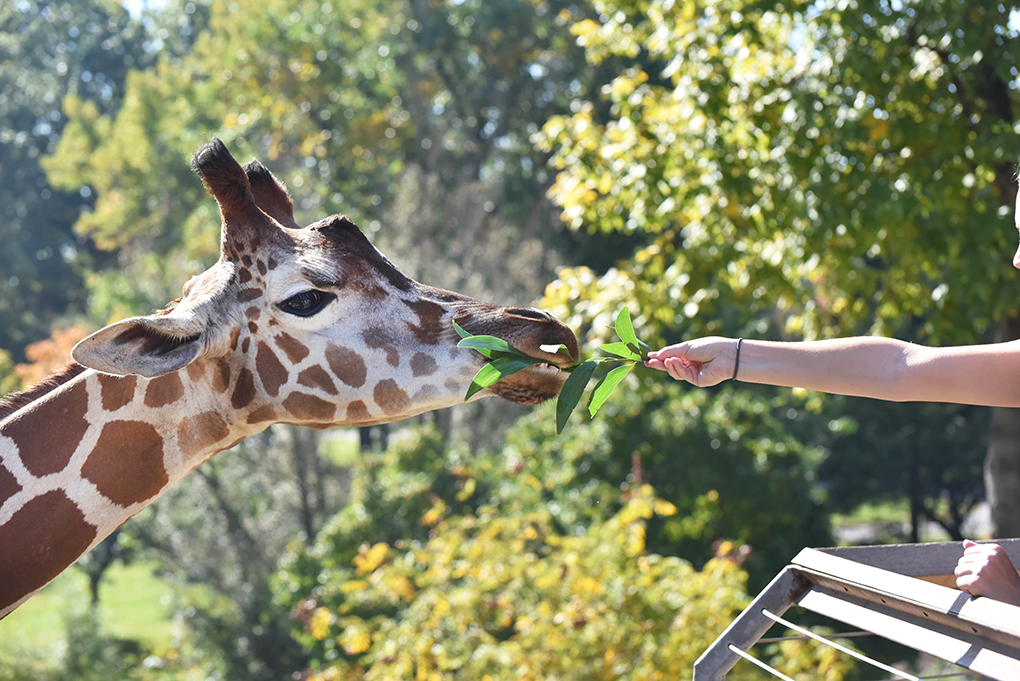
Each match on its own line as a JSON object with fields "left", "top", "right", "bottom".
{"left": 0, "top": 138, "right": 578, "bottom": 618}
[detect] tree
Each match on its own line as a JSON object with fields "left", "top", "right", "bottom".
{"left": 0, "top": 1, "right": 146, "bottom": 359}
{"left": 278, "top": 424, "right": 853, "bottom": 681}
{"left": 818, "top": 398, "right": 987, "bottom": 542}
{"left": 535, "top": 0, "right": 1019, "bottom": 533}
{"left": 128, "top": 425, "right": 350, "bottom": 680}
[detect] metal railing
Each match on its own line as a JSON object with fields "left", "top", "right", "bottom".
{"left": 694, "top": 539, "right": 1020, "bottom": 680}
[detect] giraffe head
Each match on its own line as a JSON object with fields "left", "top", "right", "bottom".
{"left": 70, "top": 139, "right": 578, "bottom": 429}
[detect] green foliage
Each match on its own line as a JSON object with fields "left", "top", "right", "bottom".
{"left": 817, "top": 398, "right": 987, "bottom": 540}
{"left": 279, "top": 419, "right": 848, "bottom": 679}
{"left": 0, "top": 1, "right": 143, "bottom": 357}
{"left": 533, "top": 0, "right": 1012, "bottom": 566}
{"left": 289, "top": 490, "right": 761, "bottom": 681}
{"left": 458, "top": 307, "right": 649, "bottom": 432}
{"left": 537, "top": 0, "right": 1019, "bottom": 346}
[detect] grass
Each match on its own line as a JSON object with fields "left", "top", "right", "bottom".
{"left": 0, "top": 561, "right": 176, "bottom": 658}
{"left": 830, "top": 499, "right": 911, "bottom": 527}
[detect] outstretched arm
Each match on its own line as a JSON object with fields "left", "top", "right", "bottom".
{"left": 646, "top": 336, "right": 1020, "bottom": 407}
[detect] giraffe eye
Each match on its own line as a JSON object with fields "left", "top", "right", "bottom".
{"left": 279, "top": 290, "right": 335, "bottom": 317}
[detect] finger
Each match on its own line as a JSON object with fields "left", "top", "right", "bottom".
{"left": 963, "top": 539, "right": 977, "bottom": 548}
{"left": 956, "top": 577, "right": 977, "bottom": 595}
{"left": 649, "top": 344, "right": 690, "bottom": 361}
{"left": 666, "top": 357, "right": 697, "bottom": 383}
{"left": 664, "top": 357, "right": 686, "bottom": 382}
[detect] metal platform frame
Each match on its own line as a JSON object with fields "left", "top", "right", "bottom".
{"left": 694, "top": 539, "right": 1020, "bottom": 680}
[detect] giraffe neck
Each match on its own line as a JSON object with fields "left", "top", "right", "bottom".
{"left": 0, "top": 363, "right": 248, "bottom": 617}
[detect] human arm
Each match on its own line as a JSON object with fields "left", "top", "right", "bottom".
{"left": 645, "top": 336, "right": 1020, "bottom": 407}
{"left": 955, "top": 540, "right": 1020, "bottom": 606}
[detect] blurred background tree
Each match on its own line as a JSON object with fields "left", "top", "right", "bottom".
{"left": 1, "top": 0, "right": 1018, "bottom": 678}
{"left": 0, "top": 1, "right": 145, "bottom": 361}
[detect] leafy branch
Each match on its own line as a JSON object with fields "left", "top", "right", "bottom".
{"left": 455, "top": 306, "right": 648, "bottom": 434}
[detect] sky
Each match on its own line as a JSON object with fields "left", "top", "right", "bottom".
{"left": 122, "top": 0, "right": 169, "bottom": 17}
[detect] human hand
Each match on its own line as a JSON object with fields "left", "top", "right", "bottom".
{"left": 955, "top": 540, "right": 1020, "bottom": 606}
{"left": 645, "top": 337, "right": 739, "bottom": 387}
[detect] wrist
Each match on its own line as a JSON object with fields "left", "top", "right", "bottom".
{"left": 732, "top": 338, "right": 743, "bottom": 381}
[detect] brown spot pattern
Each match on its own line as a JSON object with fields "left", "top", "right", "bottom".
{"left": 238, "top": 268, "right": 252, "bottom": 283}
{"left": 245, "top": 306, "right": 260, "bottom": 320}
{"left": 297, "top": 366, "right": 338, "bottom": 395}
{"left": 238, "top": 288, "right": 262, "bottom": 302}
{"left": 177, "top": 411, "right": 230, "bottom": 454}
{"left": 248, "top": 321, "right": 259, "bottom": 334}
{"left": 275, "top": 333, "right": 309, "bottom": 363}
{"left": 257, "top": 259, "right": 268, "bottom": 276}
{"left": 346, "top": 400, "right": 372, "bottom": 422}
{"left": 144, "top": 373, "right": 185, "bottom": 408}
{"left": 326, "top": 344, "right": 367, "bottom": 387}
{"left": 246, "top": 405, "right": 277, "bottom": 425}
{"left": 363, "top": 327, "right": 400, "bottom": 367}
{"left": 241, "top": 337, "right": 251, "bottom": 354}
{"left": 231, "top": 368, "right": 257, "bottom": 409}
{"left": 213, "top": 359, "right": 232, "bottom": 393}
{"left": 256, "top": 342, "right": 288, "bottom": 397}
{"left": 98, "top": 374, "right": 137, "bottom": 412}
{"left": 413, "top": 385, "right": 440, "bottom": 402}
{"left": 186, "top": 361, "right": 207, "bottom": 383}
{"left": 411, "top": 353, "right": 438, "bottom": 377}
{"left": 374, "top": 379, "right": 411, "bottom": 415}
{"left": 0, "top": 491, "right": 97, "bottom": 612}
{"left": 2, "top": 380, "right": 88, "bottom": 477}
{"left": 82, "top": 420, "right": 168, "bottom": 506}
{"left": 283, "top": 392, "right": 335, "bottom": 422}
{"left": 267, "top": 256, "right": 278, "bottom": 270}
{"left": 0, "top": 463, "right": 21, "bottom": 507}
{"left": 406, "top": 299, "right": 447, "bottom": 345}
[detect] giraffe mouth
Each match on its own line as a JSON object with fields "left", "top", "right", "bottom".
{"left": 446, "top": 303, "right": 578, "bottom": 404}
{"left": 486, "top": 363, "right": 569, "bottom": 405}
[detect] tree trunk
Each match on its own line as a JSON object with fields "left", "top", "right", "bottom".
{"left": 986, "top": 314, "right": 1020, "bottom": 538}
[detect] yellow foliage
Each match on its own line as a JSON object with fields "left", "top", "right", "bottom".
{"left": 308, "top": 607, "right": 332, "bottom": 641}
{"left": 340, "top": 579, "right": 369, "bottom": 594}
{"left": 339, "top": 619, "right": 372, "bottom": 655}
{"left": 303, "top": 496, "right": 776, "bottom": 681}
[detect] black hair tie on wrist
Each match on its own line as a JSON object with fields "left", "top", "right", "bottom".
{"left": 733, "top": 338, "right": 743, "bottom": 381}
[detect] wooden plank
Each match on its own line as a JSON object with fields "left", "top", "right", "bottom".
{"left": 813, "top": 539, "right": 1020, "bottom": 578}
{"left": 692, "top": 568, "right": 809, "bottom": 681}
{"left": 797, "top": 585, "right": 1020, "bottom": 681}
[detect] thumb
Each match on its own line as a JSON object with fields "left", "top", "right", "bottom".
{"left": 963, "top": 539, "right": 977, "bottom": 549}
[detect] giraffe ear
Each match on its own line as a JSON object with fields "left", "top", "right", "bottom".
{"left": 71, "top": 315, "right": 203, "bottom": 378}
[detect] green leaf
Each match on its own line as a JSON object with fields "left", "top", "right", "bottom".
{"left": 453, "top": 321, "right": 472, "bottom": 340}
{"left": 599, "top": 342, "right": 641, "bottom": 361}
{"left": 556, "top": 360, "right": 598, "bottom": 433}
{"left": 588, "top": 363, "right": 634, "bottom": 417}
{"left": 464, "top": 357, "right": 537, "bottom": 400}
{"left": 613, "top": 306, "right": 639, "bottom": 346}
{"left": 458, "top": 335, "right": 514, "bottom": 358}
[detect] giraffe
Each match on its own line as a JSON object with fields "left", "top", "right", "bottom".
{"left": 0, "top": 138, "right": 578, "bottom": 618}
